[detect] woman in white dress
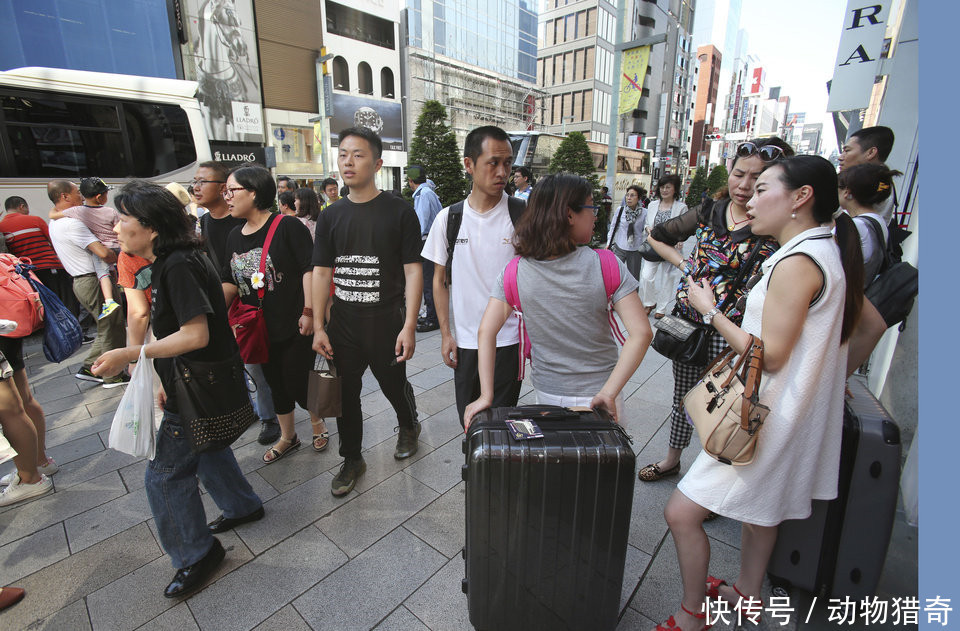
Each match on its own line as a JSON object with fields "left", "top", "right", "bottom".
{"left": 639, "top": 174, "right": 688, "bottom": 317}
{"left": 652, "top": 156, "right": 864, "bottom": 631}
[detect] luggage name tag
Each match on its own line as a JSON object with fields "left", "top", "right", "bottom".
{"left": 506, "top": 419, "right": 544, "bottom": 440}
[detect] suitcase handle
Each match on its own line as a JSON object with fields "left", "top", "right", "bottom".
{"left": 506, "top": 405, "right": 580, "bottom": 420}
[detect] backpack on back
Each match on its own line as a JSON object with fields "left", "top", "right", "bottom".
{"left": 0, "top": 254, "right": 44, "bottom": 337}
{"left": 502, "top": 248, "right": 626, "bottom": 380}
{"left": 444, "top": 196, "right": 525, "bottom": 286}
{"left": 861, "top": 215, "right": 918, "bottom": 330}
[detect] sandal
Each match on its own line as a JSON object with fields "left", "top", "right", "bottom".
{"left": 262, "top": 435, "right": 301, "bottom": 463}
{"left": 311, "top": 420, "right": 330, "bottom": 452}
{"left": 705, "top": 577, "right": 764, "bottom": 608}
{"left": 638, "top": 461, "right": 681, "bottom": 482}
{"left": 655, "top": 604, "right": 711, "bottom": 631}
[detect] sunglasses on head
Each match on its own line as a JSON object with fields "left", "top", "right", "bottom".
{"left": 736, "top": 142, "right": 784, "bottom": 163}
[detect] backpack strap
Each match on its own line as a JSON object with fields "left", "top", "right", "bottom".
{"left": 861, "top": 215, "right": 892, "bottom": 275}
{"left": 607, "top": 202, "right": 625, "bottom": 249}
{"left": 501, "top": 256, "right": 531, "bottom": 380}
{"left": 444, "top": 201, "right": 465, "bottom": 287}
{"left": 594, "top": 249, "right": 627, "bottom": 345}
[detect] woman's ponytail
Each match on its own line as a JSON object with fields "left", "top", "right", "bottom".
{"left": 833, "top": 211, "right": 864, "bottom": 344}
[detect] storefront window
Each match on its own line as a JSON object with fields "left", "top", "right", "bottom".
{"left": 270, "top": 126, "right": 319, "bottom": 165}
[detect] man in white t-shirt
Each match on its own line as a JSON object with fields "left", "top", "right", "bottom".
{"left": 422, "top": 126, "right": 524, "bottom": 425}
{"left": 46, "top": 180, "right": 126, "bottom": 387}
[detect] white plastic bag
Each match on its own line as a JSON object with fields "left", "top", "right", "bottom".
{"left": 0, "top": 432, "right": 17, "bottom": 465}
{"left": 108, "top": 348, "right": 156, "bottom": 460}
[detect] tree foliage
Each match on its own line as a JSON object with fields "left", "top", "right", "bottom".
{"left": 705, "top": 164, "right": 729, "bottom": 196}
{"left": 685, "top": 166, "right": 708, "bottom": 207}
{"left": 548, "top": 132, "right": 606, "bottom": 245}
{"left": 407, "top": 101, "right": 467, "bottom": 205}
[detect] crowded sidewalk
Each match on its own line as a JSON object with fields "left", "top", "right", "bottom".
{"left": 0, "top": 322, "right": 916, "bottom": 630}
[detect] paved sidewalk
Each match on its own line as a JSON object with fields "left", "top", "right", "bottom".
{"left": 0, "top": 323, "right": 916, "bottom": 630}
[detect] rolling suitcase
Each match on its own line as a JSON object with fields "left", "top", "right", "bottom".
{"left": 767, "top": 378, "right": 901, "bottom": 598}
{"left": 462, "top": 406, "right": 635, "bottom": 631}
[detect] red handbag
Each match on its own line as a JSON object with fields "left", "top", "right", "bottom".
{"left": 228, "top": 214, "right": 281, "bottom": 364}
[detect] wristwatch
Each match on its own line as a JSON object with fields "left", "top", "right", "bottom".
{"left": 703, "top": 306, "right": 721, "bottom": 325}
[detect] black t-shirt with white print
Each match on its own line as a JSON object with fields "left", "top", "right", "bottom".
{"left": 220, "top": 213, "right": 313, "bottom": 342}
{"left": 312, "top": 192, "right": 422, "bottom": 308}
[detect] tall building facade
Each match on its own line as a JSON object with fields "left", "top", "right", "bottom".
{"left": 628, "top": 0, "right": 695, "bottom": 178}
{"left": 403, "top": 0, "right": 540, "bottom": 147}
{"left": 689, "top": 44, "right": 721, "bottom": 168}
{"left": 322, "top": 0, "right": 407, "bottom": 190}
{"left": 535, "top": 0, "right": 618, "bottom": 144}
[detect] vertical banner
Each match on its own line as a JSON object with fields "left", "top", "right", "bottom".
{"left": 618, "top": 45, "right": 651, "bottom": 115}
{"left": 827, "top": 0, "right": 891, "bottom": 112}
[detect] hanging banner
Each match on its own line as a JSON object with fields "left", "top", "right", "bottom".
{"left": 618, "top": 45, "right": 651, "bottom": 115}
{"left": 827, "top": 0, "right": 891, "bottom": 112}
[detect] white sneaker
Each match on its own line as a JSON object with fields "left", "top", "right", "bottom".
{"left": 0, "top": 458, "right": 57, "bottom": 485}
{"left": 0, "top": 473, "right": 53, "bottom": 506}
{"left": 0, "top": 320, "right": 17, "bottom": 335}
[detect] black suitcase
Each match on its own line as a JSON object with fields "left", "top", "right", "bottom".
{"left": 767, "top": 378, "right": 901, "bottom": 598}
{"left": 462, "top": 406, "right": 635, "bottom": 631}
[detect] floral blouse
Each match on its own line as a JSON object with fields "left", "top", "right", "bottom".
{"left": 650, "top": 197, "right": 778, "bottom": 324}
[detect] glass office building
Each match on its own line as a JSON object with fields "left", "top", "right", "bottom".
{"left": 407, "top": 0, "right": 537, "bottom": 83}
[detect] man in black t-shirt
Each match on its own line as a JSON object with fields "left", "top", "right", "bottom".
{"left": 312, "top": 127, "right": 423, "bottom": 498}
{"left": 193, "top": 160, "right": 281, "bottom": 446}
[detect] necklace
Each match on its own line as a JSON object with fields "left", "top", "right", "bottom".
{"left": 727, "top": 206, "right": 750, "bottom": 231}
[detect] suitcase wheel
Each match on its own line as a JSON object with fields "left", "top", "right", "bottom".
{"left": 461, "top": 578, "right": 468, "bottom": 594}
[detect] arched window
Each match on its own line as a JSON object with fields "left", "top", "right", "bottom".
{"left": 381, "top": 68, "right": 395, "bottom": 98}
{"left": 333, "top": 56, "right": 349, "bottom": 91}
{"left": 358, "top": 62, "right": 373, "bottom": 95}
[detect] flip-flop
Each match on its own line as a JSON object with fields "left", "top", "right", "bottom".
{"left": 262, "top": 435, "right": 301, "bottom": 464}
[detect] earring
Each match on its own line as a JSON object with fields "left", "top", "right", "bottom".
{"left": 791, "top": 211, "right": 797, "bottom": 219}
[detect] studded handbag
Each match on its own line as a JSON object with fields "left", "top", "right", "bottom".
{"left": 172, "top": 353, "right": 257, "bottom": 453}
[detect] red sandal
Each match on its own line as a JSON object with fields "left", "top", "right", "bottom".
{"left": 655, "top": 604, "right": 712, "bottom": 631}
{"left": 704, "top": 577, "right": 765, "bottom": 610}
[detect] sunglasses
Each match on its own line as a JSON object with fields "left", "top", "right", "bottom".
{"left": 736, "top": 142, "right": 784, "bottom": 163}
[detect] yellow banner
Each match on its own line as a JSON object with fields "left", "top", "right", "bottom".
{"left": 618, "top": 45, "right": 651, "bottom": 115}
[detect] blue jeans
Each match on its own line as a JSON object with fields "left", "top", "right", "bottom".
{"left": 245, "top": 363, "right": 276, "bottom": 421}
{"left": 145, "top": 411, "right": 262, "bottom": 569}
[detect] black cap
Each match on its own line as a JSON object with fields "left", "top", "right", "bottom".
{"left": 79, "top": 177, "right": 111, "bottom": 198}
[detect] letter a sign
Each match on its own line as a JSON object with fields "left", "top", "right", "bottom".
{"left": 827, "top": 1, "right": 891, "bottom": 111}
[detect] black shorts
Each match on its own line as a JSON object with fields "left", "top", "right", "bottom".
{"left": 0, "top": 336, "right": 24, "bottom": 373}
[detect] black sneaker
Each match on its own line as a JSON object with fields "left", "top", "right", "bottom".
{"left": 394, "top": 422, "right": 422, "bottom": 460}
{"left": 331, "top": 458, "right": 366, "bottom": 497}
{"left": 81, "top": 334, "right": 95, "bottom": 345}
{"left": 75, "top": 366, "right": 103, "bottom": 383}
{"left": 257, "top": 419, "right": 282, "bottom": 445}
{"left": 416, "top": 321, "right": 439, "bottom": 333}
{"left": 102, "top": 372, "right": 131, "bottom": 389}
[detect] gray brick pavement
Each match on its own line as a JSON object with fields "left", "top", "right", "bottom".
{"left": 0, "top": 324, "right": 916, "bottom": 630}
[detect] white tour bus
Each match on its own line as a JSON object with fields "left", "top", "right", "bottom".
{"left": 0, "top": 67, "right": 211, "bottom": 218}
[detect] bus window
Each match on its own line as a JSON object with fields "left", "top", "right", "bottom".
{"left": 124, "top": 103, "right": 196, "bottom": 177}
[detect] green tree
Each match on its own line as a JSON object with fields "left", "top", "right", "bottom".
{"left": 685, "top": 166, "right": 708, "bottom": 207}
{"left": 705, "top": 164, "right": 729, "bottom": 196}
{"left": 548, "top": 132, "right": 606, "bottom": 245}
{"left": 407, "top": 100, "right": 467, "bottom": 206}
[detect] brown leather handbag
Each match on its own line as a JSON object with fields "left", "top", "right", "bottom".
{"left": 683, "top": 335, "right": 769, "bottom": 465}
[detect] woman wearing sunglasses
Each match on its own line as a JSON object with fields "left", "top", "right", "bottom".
{"left": 655, "top": 155, "right": 863, "bottom": 631}
{"left": 640, "top": 173, "right": 688, "bottom": 318}
{"left": 463, "top": 174, "right": 652, "bottom": 428}
{"left": 638, "top": 137, "right": 793, "bottom": 483}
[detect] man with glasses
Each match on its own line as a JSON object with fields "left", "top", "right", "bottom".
{"left": 193, "top": 161, "right": 282, "bottom": 446}
{"left": 422, "top": 126, "right": 526, "bottom": 425}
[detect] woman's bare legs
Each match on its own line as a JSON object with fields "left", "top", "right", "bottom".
{"left": 0, "top": 378, "right": 41, "bottom": 484}
{"left": 660, "top": 489, "right": 713, "bottom": 631}
{"left": 12, "top": 370, "right": 49, "bottom": 465}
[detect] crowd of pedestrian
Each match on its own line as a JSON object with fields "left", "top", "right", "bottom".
{"left": 0, "top": 122, "right": 902, "bottom": 619}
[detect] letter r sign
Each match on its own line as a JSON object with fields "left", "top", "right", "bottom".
{"left": 827, "top": 0, "right": 890, "bottom": 112}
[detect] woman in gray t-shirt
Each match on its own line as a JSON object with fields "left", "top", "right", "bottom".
{"left": 463, "top": 174, "right": 653, "bottom": 428}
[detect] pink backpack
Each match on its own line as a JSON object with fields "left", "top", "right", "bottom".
{"left": 502, "top": 248, "right": 626, "bottom": 380}
{"left": 0, "top": 254, "right": 44, "bottom": 338}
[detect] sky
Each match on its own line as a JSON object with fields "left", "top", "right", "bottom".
{"left": 735, "top": 0, "right": 849, "bottom": 154}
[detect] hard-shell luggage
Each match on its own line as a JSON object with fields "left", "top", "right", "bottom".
{"left": 767, "top": 378, "right": 901, "bottom": 598}
{"left": 462, "top": 406, "right": 635, "bottom": 631}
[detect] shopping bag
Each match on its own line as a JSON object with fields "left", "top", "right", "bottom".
{"left": 307, "top": 355, "right": 341, "bottom": 418}
{"left": 108, "top": 347, "right": 156, "bottom": 459}
{"left": 0, "top": 432, "right": 17, "bottom": 465}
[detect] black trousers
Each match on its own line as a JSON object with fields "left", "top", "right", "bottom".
{"left": 327, "top": 301, "right": 418, "bottom": 460}
{"left": 454, "top": 344, "right": 522, "bottom": 426}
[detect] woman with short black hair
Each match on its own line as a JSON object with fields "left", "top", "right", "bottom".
{"left": 93, "top": 180, "right": 264, "bottom": 598}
